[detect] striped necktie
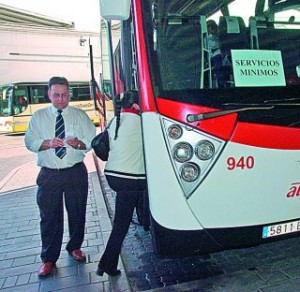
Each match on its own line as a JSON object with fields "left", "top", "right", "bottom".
{"left": 55, "top": 110, "right": 66, "bottom": 159}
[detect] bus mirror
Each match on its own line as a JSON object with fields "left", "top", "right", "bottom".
{"left": 100, "top": 0, "right": 131, "bottom": 20}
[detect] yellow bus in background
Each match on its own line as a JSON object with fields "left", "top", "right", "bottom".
{"left": 0, "top": 81, "right": 100, "bottom": 133}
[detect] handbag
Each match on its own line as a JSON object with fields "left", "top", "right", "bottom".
{"left": 91, "top": 128, "right": 110, "bottom": 161}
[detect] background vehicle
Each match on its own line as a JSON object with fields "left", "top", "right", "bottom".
{"left": 0, "top": 5, "right": 103, "bottom": 133}
{"left": 0, "top": 82, "right": 99, "bottom": 133}
{"left": 100, "top": 0, "right": 300, "bottom": 255}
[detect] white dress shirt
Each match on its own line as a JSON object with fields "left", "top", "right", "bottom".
{"left": 24, "top": 105, "right": 96, "bottom": 169}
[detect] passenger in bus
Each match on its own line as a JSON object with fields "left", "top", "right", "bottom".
{"left": 96, "top": 90, "right": 148, "bottom": 277}
{"left": 24, "top": 76, "right": 96, "bottom": 277}
{"left": 13, "top": 96, "right": 27, "bottom": 114}
{"left": 207, "top": 19, "right": 226, "bottom": 88}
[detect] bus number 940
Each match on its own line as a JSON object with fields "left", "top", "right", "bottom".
{"left": 227, "top": 156, "right": 255, "bottom": 170}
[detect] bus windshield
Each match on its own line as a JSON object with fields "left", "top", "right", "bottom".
{"left": 0, "top": 85, "right": 30, "bottom": 116}
{"left": 140, "top": 0, "right": 300, "bottom": 97}
{"left": 0, "top": 87, "right": 12, "bottom": 116}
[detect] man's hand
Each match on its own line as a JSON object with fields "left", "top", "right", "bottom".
{"left": 39, "top": 137, "right": 85, "bottom": 151}
{"left": 49, "top": 137, "right": 65, "bottom": 148}
{"left": 64, "top": 137, "right": 79, "bottom": 149}
{"left": 39, "top": 138, "right": 64, "bottom": 151}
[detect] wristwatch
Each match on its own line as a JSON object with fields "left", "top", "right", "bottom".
{"left": 77, "top": 142, "right": 81, "bottom": 149}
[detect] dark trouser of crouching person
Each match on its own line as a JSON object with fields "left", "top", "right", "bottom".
{"left": 97, "top": 176, "right": 148, "bottom": 276}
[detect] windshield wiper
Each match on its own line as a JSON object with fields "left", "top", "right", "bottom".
{"left": 186, "top": 106, "right": 274, "bottom": 122}
{"left": 264, "top": 97, "right": 300, "bottom": 104}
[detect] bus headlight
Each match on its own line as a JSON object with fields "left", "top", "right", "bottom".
{"left": 172, "top": 142, "right": 193, "bottom": 163}
{"left": 163, "top": 117, "right": 226, "bottom": 198}
{"left": 168, "top": 124, "right": 183, "bottom": 139}
{"left": 195, "top": 140, "right": 215, "bottom": 160}
{"left": 180, "top": 162, "right": 200, "bottom": 182}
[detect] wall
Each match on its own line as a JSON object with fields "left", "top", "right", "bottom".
{"left": 0, "top": 23, "right": 101, "bottom": 84}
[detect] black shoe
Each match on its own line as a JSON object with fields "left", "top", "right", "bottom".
{"left": 143, "top": 225, "right": 150, "bottom": 231}
{"left": 96, "top": 266, "right": 121, "bottom": 277}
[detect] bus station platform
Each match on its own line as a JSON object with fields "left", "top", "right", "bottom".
{"left": 0, "top": 151, "right": 132, "bottom": 291}
{"left": 2, "top": 139, "right": 300, "bottom": 291}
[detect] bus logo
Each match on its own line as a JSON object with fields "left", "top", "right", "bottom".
{"left": 286, "top": 182, "right": 300, "bottom": 198}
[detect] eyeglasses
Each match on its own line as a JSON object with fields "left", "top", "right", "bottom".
{"left": 52, "top": 93, "right": 69, "bottom": 99}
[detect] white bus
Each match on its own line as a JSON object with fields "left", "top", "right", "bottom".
{"left": 99, "top": 0, "right": 300, "bottom": 256}
{"left": 0, "top": 82, "right": 99, "bottom": 133}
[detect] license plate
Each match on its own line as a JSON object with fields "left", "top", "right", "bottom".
{"left": 262, "top": 220, "right": 300, "bottom": 238}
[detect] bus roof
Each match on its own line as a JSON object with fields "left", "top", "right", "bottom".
{"left": 151, "top": 0, "right": 234, "bottom": 17}
{"left": 149, "top": 0, "right": 299, "bottom": 18}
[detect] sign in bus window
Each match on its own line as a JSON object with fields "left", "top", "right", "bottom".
{"left": 231, "top": 50, "right": 286, "bottom": 87}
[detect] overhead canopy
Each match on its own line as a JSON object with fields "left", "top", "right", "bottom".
{"left": 143, "top": 0, "right": 299, "bottom": 18}
{"left": 0, "top": 4, "right": 74, "bottom": 28}
{"left": 150, "top": 0, "right": 235, "bottom": 18}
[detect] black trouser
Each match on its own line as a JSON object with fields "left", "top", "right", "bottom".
{"left": 36, "top": 162, "right": 88, "bottom": 263}
{"left": 99, "top": 175, "right": 147, "bottom": 272}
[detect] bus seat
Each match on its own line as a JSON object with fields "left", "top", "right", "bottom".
{"left": 218, "top": 16, "right": 249, "bottom": 58}
{"left": 249, "top": 16, "right": 267, "bottom": 49}
{"left": 249, "top": 16, "right": 300, "bottom": 85}
{"left": 217, "top": 16, "right": 249, "bottom": 87}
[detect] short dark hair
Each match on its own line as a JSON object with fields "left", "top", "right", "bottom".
{"left": 207, "top": 19, "right": 218, "bottom": 30}
{"left": 48, "top": 76, "right": 69, "bottom": 89}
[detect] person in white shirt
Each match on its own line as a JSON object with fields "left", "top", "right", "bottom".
{"left": 96, "top": 90, "right": 148, "bottom": 277}
{"left": 24, "top": 76, "right": 96, "bottom": 277}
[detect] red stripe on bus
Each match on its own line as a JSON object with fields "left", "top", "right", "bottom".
{"left": 231, "top": 122, "right": 300, "bottom": 150}
{"left": 157, "top": 98, "right": 237, "bottom": 140}
{"left": 157, "top": 98, "right": 300, "bottom": 149}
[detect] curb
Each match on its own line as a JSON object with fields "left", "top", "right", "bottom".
{"left": 0, "top": 160, "right": 37, "bottom": 194}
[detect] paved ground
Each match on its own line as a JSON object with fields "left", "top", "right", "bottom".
{"left": 0, "top": 152, "right": 131, "bottom": 291}
{"left": 2, "top": 144, "right": 300, "bottom": 291}
{"left": 99, "top": 163, "right": 300, "bottom": 292}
